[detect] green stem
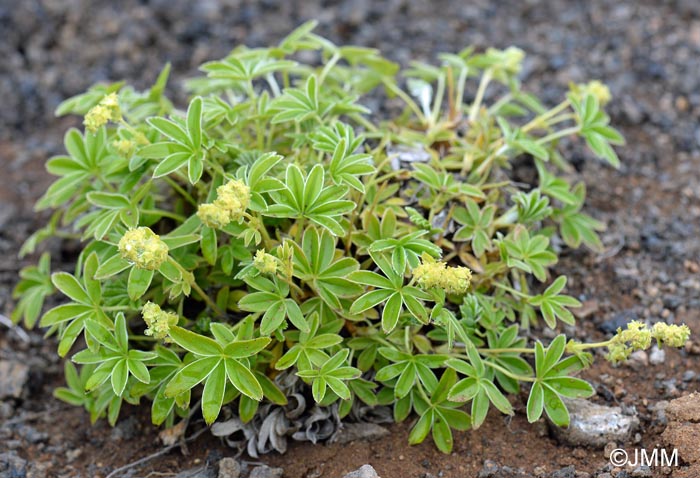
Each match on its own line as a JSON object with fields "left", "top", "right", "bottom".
{"left": 383, "top": 80, "right": 425, "bottom": 123}
{"left": 170, "top": 259, "right": 225, "bottom": 317}
{"left": 536, "top": 126, "right": 581, "bottom": 145}
{"left": 163, "top": 177, "right": 197, "bottom": 207}
{"left": 522, "top": 99, "right": 571, "bottom": 133}
{"left": 468, "top": 69, "right": 492, "bottom": 122}
{"left": 493, "top": 281, "right": 530, "bottom": 299}
{"left": 484, "top": 360, "right": 535, "bottom": 382}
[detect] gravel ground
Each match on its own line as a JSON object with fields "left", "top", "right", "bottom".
{"left": 2, "top": 1, "right": 700, "bottom": 477}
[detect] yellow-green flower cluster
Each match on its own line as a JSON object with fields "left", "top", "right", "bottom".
{"left": 413, "top": 257, "right": 472, "bottom": 295}
{"left": 570, "top": 80, "right": 612, "bottom": 106}
{"left": 112, "top": 138, "right": 135, "bottom": 157}
{"left": 141, "top": 302, "right": 178, "bottom": 340}
{"left": 118, "top": 227, "right": 169, "bottom": 270}
{"left": 253, "top": 249, "right": 277, "bottom": 275}
{"left": 606, "top": 320, "right": 691, "bottom": 364}
{"left": 652, "top": 322, "right": 691, "bottom": 348}
{"left": 84, "top": 93, "right": 122, "bottom": 133}
{"left": 197, "top": 179, "right": 251, "bottom": 229}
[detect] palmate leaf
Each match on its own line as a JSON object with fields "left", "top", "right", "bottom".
{"left": 144, "top": 97, "right": 206, "bottom": 184}
{"left": 11, "top": 253, "right": 54, "bottom": 328}
{"left": 296, "top": 349, "right": 361, "bottom": 403}
{"left": 526, "top": 335, "right": 594, "bottom": 426}
{"left": 271, "top": 75, "right": 329, "bottom": 123}
{"left": 164, "top": 326, "right": 270, "bottom": 423}
{"left": 528, "top": 276, "right": 581, "bottom": 328}
{"left": 500, "top": 226, "right": 557, "bottom": 282}
{"left": 571, "top": 94, "right": 624, "bottom": 168}
{"left": 292, "top": 227, "right": 362, "bottom": 310}
{"left": 453, "top": 200, "right": 496, "bottom": 257}
{"left": 408, "top": 369, "right": 471, "bottom": 453}
{"left": 266, "top": 164, "right": 355, "bottom": 235}
{"left": 349, "top": 251, "right": 432, "bottom": 332}
{"left": 201, "top": 52, "right": 297, "bottom": 84}
{"left": 238, "top": 275, "right": 310, "bottom": 334}
{"left": 552, "top": 182, "right": 605, "bottom": 252}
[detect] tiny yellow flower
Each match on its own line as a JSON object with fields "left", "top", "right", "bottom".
{"left": 197, "top": 179, "right": 251, "bottom": 229}
{"left": 100, "top": 93, "right": 122, "bottom": 120}
{"left": 197, "top": 203, "right": 231, "bottom": 229}
{"left": 118, "top": 227, "right": 169, "bottom": 270}
{"left": 141, "top": 301, "right": 178, "bottom": 340}
{"left": 83, "top": 93, "right": 123, "bottom": 133}
{"left": 606, "top": 341, "right": 632, "bottom": 364}
{"left": 413, "top": 256, "right": 472, "bottom": 295}
{"left": 570, "top": 80, "right": 612, "bottom": 106}
{"left": 618, "top": 320, "right": 652, "bottom": 351}
{"left": 652, "top": 322, "right": 691, "bottom": 348}
{"left": 84, "top": 105, "right": 112, "bottom": 134}
{"left": 112, "top": 138, "right": 135, "bottom": 156}
{"left": 216, "top": 179, "right": 251, "bottom": 221}
{"left": 253, "top": 249, "right": 277, "bottom": 275}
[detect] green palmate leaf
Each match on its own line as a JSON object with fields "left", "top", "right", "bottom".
{"left": 501, "top": 226, "right": 557, "bottom": 281}
{"left": 292, "top": 227, "right": 362, "bottom": 309}
{"left": 528, "top": 276, "right": 581, "bottom": 328}
{"left": 266, "top": 164, "right": 355, "bottom": 235}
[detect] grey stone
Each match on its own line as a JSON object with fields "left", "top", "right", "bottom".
{"left": 342, "top": 464, "right": 381, "bottom": 478}
{"left": 217, "top": 457, "right": 240, "bottom": 478}
{"left": 550, "top": 466, "right": 575, "bottom": 478}
{"left": 0, "top": 360, "right": 29, "bottom": 399}
{"left": 175, "top": 465, "right": 216, "bottom": 478}
{"left": 631, "top": 466, "right": 652, "bottom": 477}
{"left": 649, "top": 346, "right": 666, "bottom": 365}
{"left": 550, "top": 398, "right": 639, "bottom": 448}
{"left": 249, "top": 465, "right": 284, "bottom": 478}
{"left": 0, "top": 452, "right": 27, "bottom": 478}
{"left": 477, "top": 460, "right": 499, "bottom": 478}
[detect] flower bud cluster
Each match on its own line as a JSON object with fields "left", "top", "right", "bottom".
{"left": 84, "top": 93, "right": 122, "bottom": 133}
{"left": 413, "top": 257, "right": 472, "bottom": 295}
{"left": 570, "top": 80, "right": 612, "bottom": 106}
{"left": 197, "top": 179, "right": 251, "bottom": 229}
{"left": 253, "top": 249, "right": 277, "bottom": 275}
{"left": 118, "top": 227, "right": 169, "bottom": 270}
{"left": 141, "top": 302, "right": 178, "bottom": 340}
{"left": 606, "top": 320, "right": 690, "bottom": 364}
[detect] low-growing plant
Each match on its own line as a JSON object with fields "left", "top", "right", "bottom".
{"left": 13, "top": 22, "right": 691, "bottom": 453}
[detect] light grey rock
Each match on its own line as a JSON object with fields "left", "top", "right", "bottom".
{"left": 217, "top": 457, "right": 241, "bottom": 478}
{"left": 175, "top": 465, "right": 215, "bottom": 478}
{"left": 649, "top": 346, "right": 666, "bottom": 365}
{"left": 0, "top": 452, "right": 27, "bottom": 478}
{"left": 249, "top": 465, "right": 283, "bottom": 478}
{"left": 550, "top": 398, "right": 639, "bottom": 448}
{"left": 0, "top": 360, "right": 29, "bottom": 399}
{"left": 342, "top": 464, "right": 380, "bottom": 478}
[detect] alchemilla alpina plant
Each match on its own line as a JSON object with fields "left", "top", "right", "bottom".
{"left": 13, "top": 22, "right": 690, "bottom": 453}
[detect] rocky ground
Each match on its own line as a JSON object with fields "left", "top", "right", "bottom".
{"left": 2, "top": 1, "right": 700, "bottom": 477}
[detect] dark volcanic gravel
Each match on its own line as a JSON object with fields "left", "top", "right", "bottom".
{"left": 2, "top": 1, "right": 700, "bottom": 477}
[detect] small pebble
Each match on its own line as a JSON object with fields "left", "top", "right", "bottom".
{"left": 649, "top": 346, "right": 666, "bottom": 365}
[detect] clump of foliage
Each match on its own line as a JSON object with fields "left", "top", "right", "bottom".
{"left": 13, "top": 22, "right": 690, "bottom": 453}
